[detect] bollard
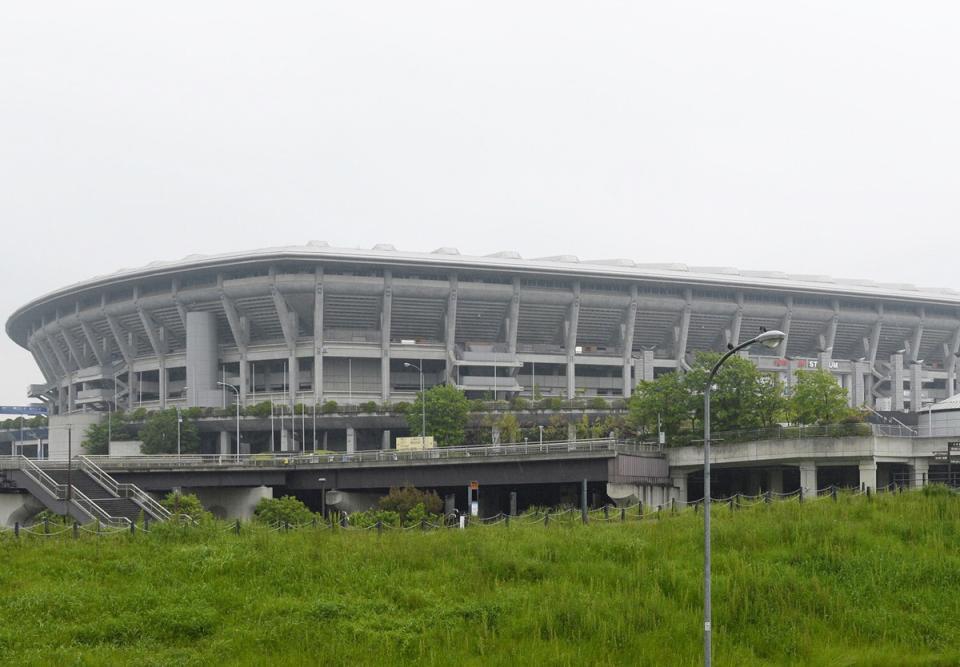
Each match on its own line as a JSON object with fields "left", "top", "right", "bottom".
{"left": 729, "top": 497, "right": 735, "bottom": 513}
{"left": 421, "top": 518, "right": 426, "bottom": 531}
{"left": 799, "top": 488, "right": 804, "bottom": 504}
{"left": 672, "top": 498, "right": 677, "bottom": 514}
{"left": 831, "top": 486, "right": 838, "bottom": 502}
{"left": 73, "top": 522, "right": 79, "bottom": 539}
{"left": 735, "top": 493, "right": 741, "bottom": 511}
{"left": 144, "top": 515, "right": 150, "bottom": 532}
{"left": 620, "top": 507, "right": 626, "bottom": 522}
{"left": 44, "top": 516, "right": 49, "bottom": 535}
{"left": 505, "top": 514, "right": 510, "bottom": 527}
{"left": 312, "top": 517, "right": 317, "bottom": 529}
{"left": 544, "top": 512, "right": 550, "bottom": 527}
{"left": 638, "top": 500, "right": 643, "bottom": 517}
{"left": 377, "top": 520, "right": 383, "bottom": 535}
{"left": 866, "top": 486, "right": 872, "bottom": 500}
{"left": 130, "top": 521, "right": 136, "bottom": 535}
{"left": 96, "top": 519, "right": 102, "bottom": 537}
{"left": 765, "top": 490, "right": 771, "bottom": 504}
{"left": 235, "top": 519, "right": 241, "bottom": 536}
{"left": 14, "top": 522, "right": 19, "bottom": 538}
{"left": 284, "top": 521, "right": 289, "bottom": 532}
{"left": 694, "top": 501, "right": 699, "bottom": 514}
{"left": 582, "top": 508, "right": 588, "bottom": 525}
{"left": 604, "top": 505, "right": 609, "bottom": 520}
{"left": 657, "top": 505, "right": 661, "bottom": 520}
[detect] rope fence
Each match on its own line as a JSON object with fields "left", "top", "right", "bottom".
{"left": 0, "top": 483, "right": 943, "bottom": 540}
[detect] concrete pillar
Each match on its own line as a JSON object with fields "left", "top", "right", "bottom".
{"left": 314, "top": 269, "right": 324, "bottom": 403}
{"left": 218, "top": 431, "right": 231, "bottom": 456}
{"left": 381, "top": 429, "right": 391, "bottom": 450}
{"left": 851, "top": 361, "right": 869, "bottom": 408}
{"left": 567, "top": 422, "right": 577, "bottom": 442}
{"left": 858, "top": 459, "right": 878, "bottom": 492}
{"left": 185, "top": 485, "right": 272, "bottom": 521}
{"left": 641, "top": 350, "right": 655, "bottom": 382}
{"left": 767, "top": 468, "right": 784, "bottom": 494}
{"left": 910, "top": 362, "right": 924, "bottom": 412}
{"left": 128, "top": 371, "right": 138, "bottom": 411}
{"left": 445, "top": 275, "right": 458, "bottom": 386}
{"left": 799, "top": 461, "right": 817, "bottom": 495}
{"left": 186, "top": 311, "right": 220, "bottom": 407}
{"left": 890, "top": 353, "right": 904, "bottom": 412}
{"left": 491, "top": 424, "right": 501, "bottom": 445}
{"left": 322, "top": 430, "right": 328, "bottom": 450}
{"left": 0, "top": 493, "right": 44, "bottom": 528}
{"left": 280, "top": 428, "right": 292, "bottom": 452}
{"left": 381, "top": 271, "right": 392, "bottom": 401}
{"left": 288, "top": 354, "right": 298, "bottom": 410}
{"left": 912, "top": 458, "right": 929, "bottom": 488}
{"left": 158, "top": 361, "right": 167, "bottom": 410}
{"left": 346, "top": 426, "right": 356, "bottom": 454}
{"left": 672, "top": 474, "right": 687, "bottom": 504}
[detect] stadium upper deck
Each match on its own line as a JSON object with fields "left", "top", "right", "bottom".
{"left": 8, "top": 242, "right": 960, "bottom": 415}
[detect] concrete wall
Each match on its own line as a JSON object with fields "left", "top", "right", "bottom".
{"left": 109, "top": 440, "right": 143, "bottom": 456}
{"left": 47, "top": 413, "right": 102, "bottom": 460}
{"left": 182, "top": 485, "right": 272, "bottom": 520}
{"left": 0, "top": 492, "right": 44, "bottom": 527}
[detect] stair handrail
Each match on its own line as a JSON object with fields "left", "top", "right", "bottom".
{"left": 17, "top": 456, "right": 66, "bottom": 500}
{"left": 69, "top": 485, "right": 131, "bottom": 528}
{"left": 78, "top": 455, "right": 171, "bottom": 521}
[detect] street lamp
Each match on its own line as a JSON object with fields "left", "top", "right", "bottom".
{"left": 702, "top": 329, "right": 784, "bottom": 666}
{"left": 217, "top": 381, "right": 241, "bottom": 463}
{"left": 404, "top": 362, "right": 427, "bottom": 447}
{"left": 318, "top": 477, "right": 327, "bottom": 518}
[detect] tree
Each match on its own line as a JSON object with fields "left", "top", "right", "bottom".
{"left": 82, "top": 412, "right": 132, "bottom": 455}
{"left": 140, "top": 409, "right": 200, "bottom": 454}
{"left": 685, "top": 352, "right": 783, "bottom": 432}
{"left": 496, "top": 413, "right": 521, "bottom": 443}
{"left": 627, "top": 370, "right": 692, "bottom": 439}
{"left": 407, "top": 385, "right": 469, "bottom": 447}
{"left": 789, "top": 369, "right": 853, "bottom": 425}
{"left": 160, "top": 491, "right": 212, "bottom": 522}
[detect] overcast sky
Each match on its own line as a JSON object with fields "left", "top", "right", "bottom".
{"left": 1, "top": 2, "right": 958, "bottom": 406}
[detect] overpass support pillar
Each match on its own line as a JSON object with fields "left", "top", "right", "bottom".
{"left": 280, "top": 428, "right": 292, "bottom": 452}
{"left": 671, "top": 474, "right": 687, "bottom": 505}
{"left": 346, "top": 427, "right": 356, "bottom": 454}
{"left": 186, "top": 485, "right": 272, "bottom": 521}
{"left": 381, "top": 430, "right": 391, "bottom": 450}
{"left": 799, "top": 461, "right": 817, "bottom": 496}
{"left": 0, "top": 493, "right": 44, "bottom": 528}
{"left": 912, "top": 458, "right": 929, "bottom": 488}
{"left": 491, "top": 424, "right": 501, "bottom": 445}
{"left": 858, "top": 459, "right": 878, "bottom": 493}
{"left": 767, "top": 468, "right": 784, "bottom": 495}
{"left": 218, "top": 431, "right": 231, "bottom": 456}
{"left": 566, "top": 422, "right": 577, "bottom": 442}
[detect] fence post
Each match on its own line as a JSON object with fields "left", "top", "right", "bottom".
{"left": 866, "top": 486, "right": 872, "bottom": 500}
{"left": 72, "top": 522, "right": 79, "bottom": 539}
{"left": 44, "top": 516, "right": 49, "bottom": 535}
{"left": 144, "top": 515, "right": 150, "bottom": 532}
{"left": 312, "top": 517, "right": 317, "bottom": 529}
{"left": 604, "top": 505, "right": 609, "bottom": 520}
{"left": 130, "top": 521, "right": 135, "bottom": 535}
{"left": 638, "top": 500, "right": 643, "bottom": 519}
{"left": 729, "top": 497, "right": 735, "bottom": 513}
{"left": 620, "top": 507, "right": 625, "bottom": 522}
{"left": 505, "top": 514, "right": 510, "bottom": 527}
{"left": 14, "top": 522, "right": 19, "bottom": 538}
{"left": 671, "top": 498, "right": 677, "bottom": 514}
{"left": 421, "top": 518, "right": 426, "bottom": 531}
{"left": 831, "top": 485, "right": 837, "bottom": 502}
{"left": 96, "top": 519, "right": 101, "bottom": 537}
{"left": 657, "top": 505, "right": 661, "bottom": 520}
{"left": 544, "top": 512, "right": 550, "bottom": 527}
{"left": 765, "top": 490, "right": 771, "bottom": 504}
{"left": 799, "top": 488, "right": 804, "bottom": 504}
{"left": 235, "top": 519, "right": 241, "bottom": 535}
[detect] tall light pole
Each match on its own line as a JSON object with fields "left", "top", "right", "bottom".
{"left": 404, "top": 362, "right": 426, "bottom": 446}
{"left": 702, "top": 329, "right": 784, "bottom": 666}
{"left": 217, "top": 381, "right": 241, "bottom": 462}
{"left": 176, "top": 406, "right": 182, "bottom": 459}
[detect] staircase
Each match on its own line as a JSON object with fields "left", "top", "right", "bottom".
{"left": 44, "top": 468, "right": 144, "bottom": 524}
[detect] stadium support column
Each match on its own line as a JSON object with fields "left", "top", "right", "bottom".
{"left": 622, "top": 286, "right": 638, "bottom": 398}
{"left": 778, "top": 298, "right": 793, "bottom": 360}
{"left": 858, "top": 459, "right": 877, "bottom": 493}
{"left": 271, "top": 282, "right": 299, "bottom": 411}
{"left": 675, "top": 291, "right": 691, "bottom": 371}
{"left": 105, "top": 313, "right": 138, "bottom": 410}
{"left": 445, "top": 275, "right": 458, "bottom": 385}
{"left": 565, "top": 282, "right": 580, "bottom": 399}
{"left": 314, "top": 269, "right": 324, "bottom": 403}
{"left": 137, "top": 302, "right": 169, "bottom": 409}
{"left": 185, "top": 311, "right": 220, "bottom": 407}
{"left": 890, "top": 353, "right": 905, "bottom": 412}
{"left": 798, "top": 461, "right": 817, "bottom": 496}
{"left": 507, "top": 278, "right": 520, "bottom": 356}
{"left": 641, "top": 349, "right": 655, "bottom": 382}
{"left": 912, "top": 458, "right": 929, "bottom": 488}
{"left": 221, "top": 290, "right": 249, "bottom": 406}
{"left": 910, "top": 361, "right": 924, "bottom": 412}
{"left": 851, "top": 361, "right": 869, "bottom": 407}
{"left": 945, "top": 327, "right": 960, "bottom": 398}
{"left": 381, "top": 271, "right": 392, "bottom": 402}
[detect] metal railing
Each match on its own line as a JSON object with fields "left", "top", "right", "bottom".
{"left": 663, "top": 422, "right": 924, "bottom": 447}
{"left": 68, "top": 486, "right": 130, "bottom": 528}
{"left": 9, "top": 456, "right": 66, "bottom": 500}
{"left": 78, "top": 455, "right": 171, "bottom": 521}
{"left": 85, "top": 438, "right": 661, "bottom": 470}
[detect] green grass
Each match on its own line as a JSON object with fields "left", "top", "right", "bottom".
{"left": 2, "top": 488, "right": 959, "bottom": 666}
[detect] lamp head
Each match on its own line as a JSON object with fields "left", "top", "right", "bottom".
{"left": 755, "top": 330, "right": 786, "bottom": 349}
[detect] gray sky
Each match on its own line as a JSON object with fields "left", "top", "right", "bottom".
{"left": 1, "top": 2, "right": 958, "bottom": 405}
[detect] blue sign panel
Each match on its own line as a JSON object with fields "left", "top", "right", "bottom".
{"left": 0, "top": 405, "right": 48, "bottom": 416}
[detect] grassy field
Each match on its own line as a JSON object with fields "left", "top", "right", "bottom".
{"left": 1, "top": 488, "right": 959, "bottom": 666}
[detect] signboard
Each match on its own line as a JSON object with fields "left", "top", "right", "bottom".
{"left": 0, "top": 405, "right": 47, "bottom": 416}
{"left": 470, "top": 501, "right": 479, "bottom": 517}
{"left": 395, "top": 436, "right": 435, "bottom": 451}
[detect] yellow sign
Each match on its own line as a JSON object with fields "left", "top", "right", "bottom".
{"left": 396, "top": 436, "right": 436, "bottom": 451}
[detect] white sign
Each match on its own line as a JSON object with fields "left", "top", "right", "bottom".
{"left": 470, "top": 501, "right": 479, "bottom": 517}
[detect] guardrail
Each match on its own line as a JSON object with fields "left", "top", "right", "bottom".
{"left": 84, "top": 438, "right": 661, "bottom": 469}
{"left": 68, "top": 486, "right": 130, "bottom": 528}
{"left": 78, "top": 456, "right": 171, "bottom": 521}
{"left": 664, "top": 422, "right": 923, "bottom": 447}
{"left": 9, "top": 456, "right": 66, "bottom": 500}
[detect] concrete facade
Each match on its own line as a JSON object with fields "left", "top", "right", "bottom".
{"left": 9, "top": 244, "right": 960, "bottom": 427}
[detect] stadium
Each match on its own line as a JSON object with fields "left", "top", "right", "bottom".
{"left": 3, "top": 242, "right": 960, "bottom": 521}
{"left": 9, "top": 241, "right": 960, "bottom": 425}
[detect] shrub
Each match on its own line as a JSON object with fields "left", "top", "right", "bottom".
{"left": 160, "top": 492, "right": 212, "bottom": 522}
{"left": 378, "top": 486, "right": 443, "bottom": 522}
{"left": 254, "top": 496, "right": 315, "bottom": 526}
{"left": 539, "top": 397, "right": 563, "bottom": 411}
{"left": 392, "top": 401, "right": 410, "bottom": 414}
{"left": 321, "top": 401, "right": 339, "bottom": 415}
{"left": 509, "top": 396, "right": 530, "bottom": 411}
{"left": 358, "top": 401, "right": 379, "bottom": 413}
{"left": 244, "top": 401, "right": 274, "bottom": 418}
{"left": 588, "top": 397, "right": 609, "bottom": 410}
{"left": 468, "top": 399, "right": 488, "bottom": 413}
{"left": 347, "top": 509, "right": 400, "bottom": 528}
